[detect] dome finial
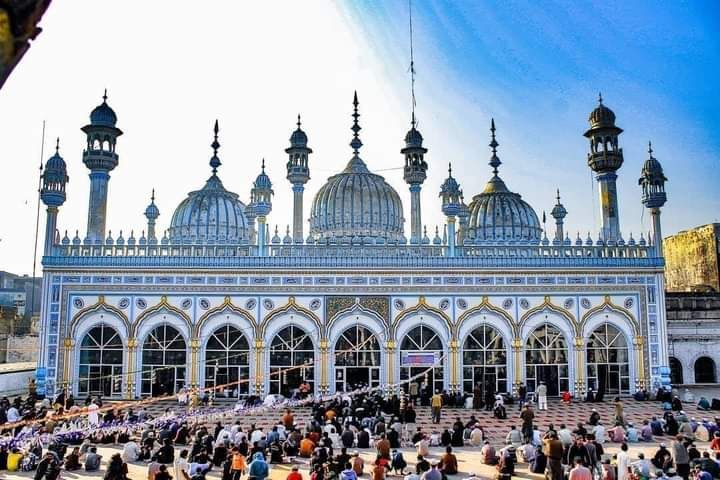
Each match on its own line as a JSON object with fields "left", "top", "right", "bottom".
{"left": 556, "top": 188, "right": 561, "bottom": 203}
{"left": 350, "top": 91, "right": 363, "bottom": 155}
{"left": 489, "top": 118, "right": 501, "bottom": 176}
{"left": 448, "top": 162, "right": 453, "bottom": 177}
{"left": 151, "top": 188, "right": 155, "bottom": 203}
{"left": 261, "top": 158, "right": 266, "bottom": 173}
{"left": 648, "top": 140, "right": 653, "bottom": 157}
{"left": 297, "top": 114, "right": 301, "bottom": 129}
{"left": 209, "top": 119, "right": 221, "bottom": 175}
{"left": 598, "top": 92, "right": 603, "bottom": 105}
{"left": 55, "top": 137, "right": 60, "bottom": 153}
{"left": 103, "top": 88, "right": 108, "bottom": 103}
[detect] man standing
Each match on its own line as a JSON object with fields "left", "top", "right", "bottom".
{"left": 670, "top": 435, "right": 690, "bottom": 480}
{"left": 543, "top": 433, "right": 564, "bottom": 480}
{"left": 537, "top": 381, "right": 548, "bottom": 411}
{"left": 520, "top": 404, "right": 535, "bottom": 444}
{"left": 431, "top": 391, "right": 443, "bottom": 424}
{"left": 518, "top": 383, "right": 527, "bottom": 411}
{"left": 568, "top": 458, "right": 593, "bottom": 480}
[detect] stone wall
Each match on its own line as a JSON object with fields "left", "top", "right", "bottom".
{"left": 4, "top": 334, "right": 39, "bottom": 363}
{"left": 664, "top": 223, "right": 720, "bottom": 292}
{"left": 666, "top": 292, "right": 720, "bottom": 384}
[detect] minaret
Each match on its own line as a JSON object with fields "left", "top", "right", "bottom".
{"left": 285, "top": 115, "right": 312, "bottom": 243}
{"left": 584, "top": 94, "right": 624, "bottom": 243}
{"left": 144, "top": 189, "right": 160, "bottom": 244}
{"left": 40, "top": 139, "right": 69, "bottom": 255}
{"left": 82, "top": 90, "right": 122, "bottom": 243}
{"left": 639, "top": 141, "right": 668, "bottom": 256}
{"left": 550, "top": 189, "right": 567, "bottom": 245}
{"left": 457, "top": 194, "right": 470, "bottom": 246}
{"left": 440, "top": 163, "right": 462, "bottom": 257}
{"left": 251, "top": 159, "right": 273, "bottom": 255}
{"left": 402, "top": 113, "right": 428, "bottom": 244}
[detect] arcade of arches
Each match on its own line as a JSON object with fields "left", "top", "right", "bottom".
{"left": 67, "top": 314, "right": 646, "bottom": 399}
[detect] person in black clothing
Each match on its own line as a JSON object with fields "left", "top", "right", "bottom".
{"left": 565, "top": 438, "right": 591, "bottom": 466}
{"left": 387, "top": 427, "right": 400, "bottom": 449}
{"left": 357, "top": 429, "right": 370, "bottom": 448}
{"left": 415, "top": 455, "right": 430, "bottom": 474}
{"left": 269, "top": 439, "right": 284, "bottom": 464}
{"left": 451, "top": 424, "right": 464, "bottom": 447}
{"left": 156, "top": 438, "right": 175, "bottom": 464}
{"left": 35, "top": 452, "right": 60, "bottom": 480}
{"left": 441, "top": 429, "right": 452, "bottom": 447}
{"left": 573, "top": 422, "right": 588, "bottom": 438}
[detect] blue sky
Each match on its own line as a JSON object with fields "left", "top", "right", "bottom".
{"left": 0, "top": 1, "right": 718, "bottom": 274}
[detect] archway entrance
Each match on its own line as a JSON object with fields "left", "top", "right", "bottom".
{"left": 400, "top": 325, "right": 444, "bottom": 401}
{"left": 586, "top": 323, "right": 630, "bottom": 395}
{"left": 334, "top": 325, "right": 381, "bottom": 392}
{"left": 141, "top": 325, "right": 187, "bottom": 397}
{"left": 269, "top": 325, "right": 314, "bottom": 397}
{"left": 525, "top": 324, "right": 569, "bottom": 396}
{"left": 205, "top": 325, "right": 250, "bottom": 398}
{"left": 669, "top": 357, "right": 683, "bottom": 384}
{"left": 78, "top": 325, "right": 124, "bottom": 398}
{"left": 462, "top": 325, "right": 508, "bottom": 396}
{"left": 695, "top": 357, "right": 717, "bottom": 383}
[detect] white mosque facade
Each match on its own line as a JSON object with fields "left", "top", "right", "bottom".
{"left": 36, "top": 92, "right": 671, "bottom": 400}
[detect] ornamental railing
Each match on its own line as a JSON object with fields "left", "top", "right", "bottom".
{"left": 45, "top": 241, "right": 661, "bottom": 269}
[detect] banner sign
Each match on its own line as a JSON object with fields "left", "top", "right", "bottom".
{"left": 401, "top": 351, "right": 439, "bottom": 367}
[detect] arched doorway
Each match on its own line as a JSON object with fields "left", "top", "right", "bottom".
{"left": 669, "top": 357, "right": 683, "bottom": 384}
{"left": 695, "top": 357, "right": 717, "bottom": 383}
{"left": 400, "top": 325, "right": 444, "bottom": 398}
{"left": 204, "top": 325, "right": 250, "bottom": 398}
{"left": 269, "top": 325, "right": 314, "bottom": 396}
{"left": 462, "top": 325, "right": 508, "bottom": 395}
{"left": 78, "top": 325, "right": 124, "bottom": 397}
{"left": 525, "top": 323, "right": 569, "bottom": 396}
{"left": 586, "top": 323, "right": 630, "bottom": 395}
{"left": 141, "top": 325, "right": 187, "bottom": 396}
{"left": 334, "top": 325, "right": 381, "bottom": 392}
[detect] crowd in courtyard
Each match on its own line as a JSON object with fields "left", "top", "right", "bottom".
{"left": 0, "top": 383, "right": 720, "bottom": 480}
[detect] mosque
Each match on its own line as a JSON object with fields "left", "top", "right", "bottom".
{"left": 36, "top": 91, "right": 670, "bottom": 400}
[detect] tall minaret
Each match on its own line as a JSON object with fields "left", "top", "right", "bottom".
{"left": 402, "top": 114, "right": 428, "bottom": 244}
{"left": 82, "top": 90, "right": 122, "bottom": 243}
{"left": 40, "top": 139, "right": 69, "bottom": 255}
{"left": 144, "top": 189, "right": 160, "bottom": 244}
{"left": 639, "top": 142, "right": 668, "bottom": 256}
{"left": 584, "top": 94, "right": 623, "bottom": 243}
{"left": 285, "top": 115, "right": 311, "bottom": 243}
{"left": 550, "top": 189, "right": 567, "bottom": 245}
{"left": 251, "top": 159, "right": 273, "bottom": 255}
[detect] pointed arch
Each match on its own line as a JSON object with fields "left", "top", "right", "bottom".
{"left": 327, "top": 302, "right": 389, "bottom": 345}
{"left": 518, "top": 296, "right": 578, "bottom": 338}
{"left": 579, "top": 295, "right": 640, "bottom": 337}
{"left": 259, "top": 296, "right": 322, "bottom": 338}
{"left": 457, "top": 296, "right": 517, "bottom": 340}
{"left": 70, "top": 295, "right": 130, "bottom": 339}
{"left": 393, "top": 296, "right": 452, "bottom": 340}
{"left": 132, "top": 296, "right": 192, "bottom": 338}
{"left": 194, "top": 296, "right": 256, "bottom": 338}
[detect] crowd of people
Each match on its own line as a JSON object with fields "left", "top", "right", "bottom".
{"left": 0, "top": 381, "right": 720, "bottom": 480}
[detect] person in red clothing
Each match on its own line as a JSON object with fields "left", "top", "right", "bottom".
{"left": 287, "top": 465, "right": 303, "bottom": 480}
{"left": 710, "top": 431, "right": 720, "bottom": 452}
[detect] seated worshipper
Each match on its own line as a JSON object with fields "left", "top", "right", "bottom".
{"left": 352, "top": 452, "right": 364, "bottom": 477}
{"left": 519, "top": 442, "right": 536, "bottom": 463}
{"left": 391, "top": 450, "right": 407, "bottom": 475}
{"left": 608, "top": 423, "right": 627, "bottom": 443}
{"left": 562, "top": 391, "right": 573, "bottom": 404}
{"left": 698, "top": 397, "right": 711, "bottom": 411}
{"left": 640, "top": 420, "right": 654, "bottom": 442}
{"left": 84, "top": 447, "right": 102, "bottom": 472}
{"left": 530, "top": 445, "right": 547, "bottom": 474}
{"left": 497, "top": 445, "right": 517, "bottom": 477}
{"left": 470, "top": 424, "right": 484, "bottom": 446}
{"left": 589, "top": 409, "right": 601, "bottom": 426}
{"left": 415, "top": 436, "right": 430, "bottom": 457}
{"left": 494, "top": 401, "right": 507, "bottom": 419}
{"left": 415, "top": 455, "right": 430, "bottom": 475}
{"left": 481, "top": 440, "right": 497, "bottom": 465}
{"left": 439, "top": 447, "right": 458, "bottom": 475}
{"left": 506, "top": 425, "right": 523, "bottom": 448}
{"left": 64, "top": 447, "right": 82, "bottom": 471}
{"left": 300, "top": 434, "right": 316, "bottom": 458}
{"left": 6, "top": 448, "right": 23, "bottom": 472}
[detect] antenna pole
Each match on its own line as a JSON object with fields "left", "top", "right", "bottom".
{"left": 30, "top": 120, "right": 45, "bottom": 322}
{"left": 408, "top": 0, "right": 416, "bottom": 116}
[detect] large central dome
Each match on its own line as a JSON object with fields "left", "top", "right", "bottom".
{"left": 310, "top": 157, "right": 405, "bottom": 243}
{"left": 309, "top": 93, "right": 405, "bottom": 243}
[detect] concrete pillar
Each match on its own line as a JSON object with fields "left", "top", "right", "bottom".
{"left": 292, "top": 184, "right": 305, "bottom": 243}
{"left": 409, "top": 184, "right": 422, "bottom": 243}
{"left": 86, "top": 171, "right": 110, "bottom": 242}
